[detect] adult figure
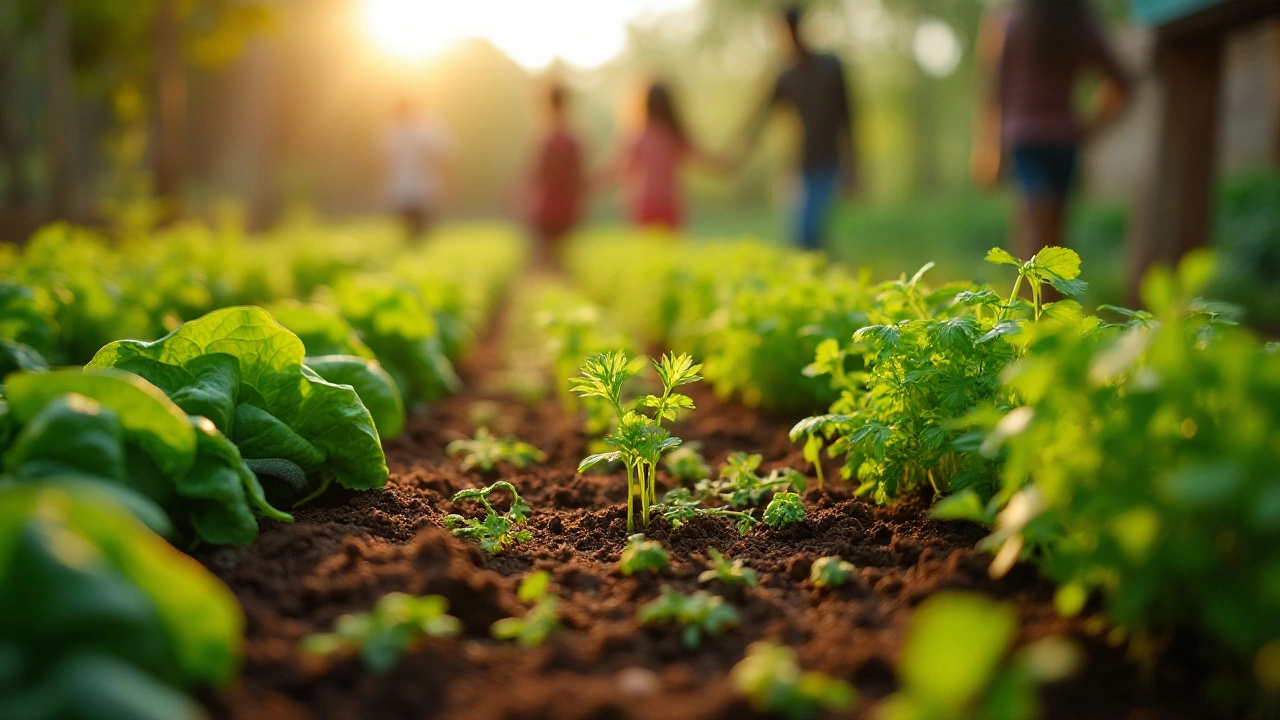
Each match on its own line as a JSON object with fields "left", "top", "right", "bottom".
{"left": 740, "top": 5, "right": 858, "bottom": 251}
{"left": 383, "top": 98, "right": 455, "bottom": 240}
{"left": 972, "top": 0, "right": 1131, "bottom": 260}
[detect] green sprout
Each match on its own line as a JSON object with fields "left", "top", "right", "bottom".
{"left": 574, "top": 351, "right": 703, "bottom": 532}
{"left": 446, "top": 427, "right": 546, "bottom": 473}
{"left": 699, "top": 548, "right": 758, "bottom": 588}
{"left": 442, "top": 480, "right": 532, "bottom": 553}
{"left": 731, "top": 641, "right": 856, "bottom": 720}
{"left": 810, "top": 556, "right": 855, "bottom": 589}
{"left": 697, "top": 452, "right": 806, "bottom": 508}
{"left": 763, "top": 492, "right": 806, "bottom": 528}
{"left": 618, "top": 533, "right": 669, "bottom": 576}
{"left": 664, "top": 443, "right": 711, "bottom": 482}
{"left": 491, "top": 571, "right": 561, "bottom": 648}
{"left": 659, "top": 487, "right": 758, "bottom": 535}
{"left": 303, "top": 593, "right": 462, "bottom": 673}
{"left": 637, "top": 586, "right": 740, "bottom": 649}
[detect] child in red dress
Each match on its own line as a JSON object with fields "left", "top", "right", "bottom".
{"left": 528, "top": 85, "right": 585, "bottom": 265}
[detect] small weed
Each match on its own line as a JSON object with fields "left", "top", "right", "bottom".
{"left": 697, "top": 452, "right": 806, "bottom": 508}
{"left": 491, "top": 571, "right": 561, "bottom": 648}
{"left": 810, "top": 556, "right": 856, "bottom": 589}
{"left": 303, "top": 593, "right": 461, "bottom": 673}
{"left": 699, "top": 548, "right": 758, "bottom": 588}
{"left": 447, "top": 427, "right": 545, "bottom": 473}
{"left": 637, "top": 585, "right": 740, "bottom": 649}
{"left": 618, "top": 533, "right": 669, "bottom": 576}
{"left": 659, "top": 487, "right": 757, "bottom": 535}
{"left": 443, "top": 481, "right": 532, "bottom": 553}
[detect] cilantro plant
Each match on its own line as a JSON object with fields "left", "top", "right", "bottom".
{"left": 699, "top": 548, "right": 758, "bottom": 588}
{"left": 732, "top": 641, "right": 856, "bottom": 720}
{"left": 696, "top": 452, "right": 805, "bottom": 509}
{"left": 637, "top": 586, "right": 740, "bottom": 649}
{"left": 574, "top": 351, "right": 703, "bottom": 532}
{"left": 658, "top": 487, "right": 757, "bottom": 535}
{"left": 442, "top": 481, "right": 532, "bottom": 554}
{"left": 446, "top": 427, "right": 546, "bottom": 473}
{"left": 303, "top": 593, "right": 461, "bottom": 673}
{"left": 763, "top": 492, "right": 806, "bottom": 528}
{"left": 809, "top": 556, "right": 855, "bottom": 589}
{"left": 491, "top": 571, "right": 561, "bottom": 648}
{"left": 618, "top": 533, "right": 669, "bottom": 576}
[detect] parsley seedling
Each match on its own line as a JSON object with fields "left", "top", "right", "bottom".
{"left": 303, "top": 593, "right": 461, "bottom": 673}
{"left": 699, "top": 548, "right": 758, "bottom": 588}
{"left": 659, "top": 487, "right": 758, "bottom": 534}
{"left": 446, "top": 427, "right": 546, "bottom": 473}
{"left": 491, "top": 571, "right": 561, "bottom": 648}
{"left": 637, "top": 586, "right": 740, "bottom": 649}
{"left": 732, "top": 641, "right": 856, "bottom": 719}
{"left": 809, "top": 556, "right": 855, "bottom": 589}
{"left": 618, "top": 533, "right": 669, "bottom": 576}
{"left": 696, "top": 452, "right": 806, "bottom": 508}
{"left": 442, "top": 480, "right": 532, "bottom": 553}
{"left": 763, "top": 492, "right": 806, "bottom": 528}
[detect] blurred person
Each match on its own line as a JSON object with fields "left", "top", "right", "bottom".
{"left": 972, "top": 0, "right": 1131, "bottom": 260}
{"left": 607, "top": 81, "right": 730, "bottom": 232}
{"left": 739, "top": 5, "right": 858, "bottom": 251}
{"left": 527, "top": 84, "right": 585, "bottom": 266}
{"left": 384, "top": 98, "right": 455, "bottom": 240}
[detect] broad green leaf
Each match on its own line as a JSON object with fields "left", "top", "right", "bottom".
{"left": 899, "top": 593, "right": 1017, "bottom": 709}
{"left": 928, "top": 490, "right": 992, "bottom": 524}
{"left": 985, "top": 247, "right": 1021, "bottom": 267}
{"left": 305, "top": 355, "right": 405, "bottom": 441}
{"left": 1032, "top": 246, "right": 1081, "bottom": 280}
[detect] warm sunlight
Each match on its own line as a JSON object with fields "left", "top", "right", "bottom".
{"left": 360, "top": 0, "right": 700, "bottom": 69}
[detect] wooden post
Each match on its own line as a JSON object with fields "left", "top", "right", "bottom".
{"left": 1129, "top": 33, "right": 1224, "bottom": 302}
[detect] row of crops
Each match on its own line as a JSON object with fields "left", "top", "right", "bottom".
{"left": 0, "top": 222, "right": 524, "bottom": 718}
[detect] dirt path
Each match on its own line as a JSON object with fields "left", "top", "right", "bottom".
{"left": 200, "top": 299, "right": 1215, "bottom": 720}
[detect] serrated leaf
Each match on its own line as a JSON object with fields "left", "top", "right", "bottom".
{"left": 985, "top": 247, "right": 1021, "bottom": 266}
{"left": 1047, "top": 276, "right": 1088, "bottom": 297}
{"left": 1033, "top": 246, "right": 1081, "bottom": 280}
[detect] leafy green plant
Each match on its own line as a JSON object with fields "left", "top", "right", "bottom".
{"left": 731, "top": 641, "right": 856, "bottom": 720}
{"left": 874, "top": 593, "right": 1079, "bottom": 720}
{"left": 303, "top": 593, "right": 461, "bottom": 673}
{"left": 0, "top": 484, "right": 242, "bottom": 720}
{"left": 658, "top": 487, "right": 757, "bottom": 534}
{"left": 618, "top": 533, "right": 669, "bottom": 576}
{"left": 763, "top": 492, "right": 806, "bottom": 528}
{"left": 664, "top": 443, "right": 711, "bottom": 482}
{"left": 442, "top": 481, "right": 532, "bottom": 554}
{"left": 491, "top": 571, "right": 561, "bottom": 648}
{"left": 809, "top": 556, "right": 855, "bottom": 589}
{"left": 695, "top": 452, "right": 806, "bottom": 509}
{"left": 699, "top": 548, "right": 757, "bottom": 588}
{"left": 303, "top": 354, "right": 405, "bottom": 441}
{"left": 637, "top": 586, "right": 740, "bottom": 649}
{"left": 446, "top": 427, "right": 545, "bottom": 473}
{"left": 574, "top": 351, "right": 703, "bottom": 532}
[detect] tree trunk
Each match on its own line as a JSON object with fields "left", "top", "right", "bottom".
{"left": 155, "top": 0, "right": 186, "bottom": 220}
{"left": 44, "top": 0, "right": 76, "bottom": 220}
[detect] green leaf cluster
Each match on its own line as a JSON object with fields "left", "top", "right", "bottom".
{"left": 698, "top": 548, "right": 758, "bottom": 587}
{"left": 618, "top": 533, "right": 669, "bottom": 576}
{"left": 763, "top": 492, "right": 806, "bottom": 528}
{"left": 695, "top": 451, "right": 806, "bottom": 508}
{"left": 637, "top": 586, "right": 740, "bottom": 649}
{"left": 303, "top": 593, "right": 461, "bottom": 673}
{"left": 809, "top": 556, "right": 855, "bottom": 589}
{"left": 658, "top": 487, "right": 757, "bottom": 535}
{"left": 732, "top": 641, "right": 856, "bottom": 720}
{"left": 442, "top": 481, "right": 532, "bottom": 554}
{"left": 491, "top": 571, "right": 561, "bottom": 648}
{"left": 447, "top": 427, "right": 545, "bottom": 473}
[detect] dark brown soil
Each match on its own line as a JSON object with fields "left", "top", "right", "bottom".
{"left": 200, "top": 305, "right": 1228, "bottom": 720}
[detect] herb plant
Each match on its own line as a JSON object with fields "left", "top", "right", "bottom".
{"left": 658, "top": 487, "right": 757, "bottom": 535}
{"left": 442, "top": 480, "right": 532, "bottom": 554}
{"left": 695, "top": 452, "right": 806, "bottom": 509}
{"left": 618, "top": 533, "right": 669, "bottom": 576}
{"left": 809, "top": 556, "right": 855, "bottom": 589}
{"left": 303, "top": 593, "right": 462, "bottom": 673}
{"left": 732, "top": 641, "right": 856, "bottom": 720}
{"left": 491, "top": 571, "right": 561, "bottom": 648}
{"left": 763, "top": 492, "right": 806, "bottom": 528}
{"left": 699, "top": 548, "right": 758, "bottom": 588}
{"left": 637, "top": 586, "right": 740, "bottom": 649}
{"left": 446, "top": 427, "right": 546, "bottom": 473}
{"left": 574, "top": 351, "right": 703, "bottom": 532}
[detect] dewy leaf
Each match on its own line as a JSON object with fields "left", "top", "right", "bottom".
{"left": 985, "top": 247, "right": 1021, "bottom": 267}
{"left": 305, "top": 355, "right": 405, "bottom": 441}
{"left": 1032, "top": 246, "right": 1081, "bottom": 280}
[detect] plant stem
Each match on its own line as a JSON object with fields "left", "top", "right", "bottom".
{"left": 625, "top": 462, "right": 635, "bottom": 532}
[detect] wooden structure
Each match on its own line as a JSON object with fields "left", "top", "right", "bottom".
{"left": 1129, "top": 0, "right": 1280, "bottom": 301}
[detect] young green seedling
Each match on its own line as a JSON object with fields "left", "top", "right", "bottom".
{"left": 618, "top": 533, "right": 669, "bottom": 576}
{"left": 659, "top": 487, "right": 758, "bottom": 535}
{"left": 637, "top": 585, "right": 740, "bottom": 649}
{"left": 442, "top": 480, "right": 532, "bottom": 553}
{"left": 810, "top": 556, "right": 855, "bottom": 589}
{"left": 731, "top": 641, "right": 856, "bottom": 720}
{"left": 491, "top": 570, "right": 561, "bottom": 648}
{"left": 446, "top": 427, "right": 546, "bottom": 473}
{"left": 303, "top": 593, "right": 461, "bottom": 673}
{"left": 697, "top": 452, "right": 806, "bottom": 508}
{"left": 664, "top": 443, "right": 711, "bottom": 482}
{"left": 574, "top": 351, "right": 703, "bottom": 532}
{"left": 763, "top": 492, "right": 806, "bottom": 528}
{"left": 699, "top": 548, "right": 758, "bottom": 588}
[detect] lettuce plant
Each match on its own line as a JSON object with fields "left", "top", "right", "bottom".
{"left": 303, "top": 593, "right": 461, "bottom": 673}
{"left": 618, "top": 533, "right": 669, "bottom": 576}
{"left": 491, "top": 571, "right": 561, "bottom": 648}
{"left": 637, "top": 586, "right": 740, "bottom": 649}
{"left": 809, "top": 556, "right": 855, "bottom": 589}
{"left": 442, "top": 481, "right": 532, "bottom": 554}
{"left": 763, "top": 492, "right": 806, "bottom": 528}
{"left": 303, "top": 355, "right": 405, "bottom": 441}
{"left": 446, "top": 427, "right": 545, "bottom": 473}
{"left": 574, "top": 351, "right": 703, "bottom": 532}
{"left": 699, "top": 548, "right": 758, "bottom": 588}
{"left": 0, "top": 484, "right": 242, "bottom": 720}
{"left": 732, "top": 641, "right": 856, "bottom": 720}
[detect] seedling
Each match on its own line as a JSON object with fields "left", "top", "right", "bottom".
{"left": 699, "top": 548, "right": 758, "bottom": 588}
{"left": 491, "top": 571, "right": 561, "bottom": 648}
{"left": 810, "top": 556, "right": 855, "bottom": 589}
{"left": 659, "top": 487, "right": 757, "bottom": 535}
{"left": 303, "top": 593, "right": 461, "bottom": 673}
{"left": 763, "top": 492, "right": 806, "bottom": 528}
{"left": 731, "top": 641, "right": 856, "bottom": 720}
{"left": 446, "top": 427, "right": 546, "bottom": 473}
{"left": 697, "top": 452, "right": 806, "bottom": 508}
{"left": 664, "top": 443, "right": 711, "bottom": 482}
{"left": 618, "top": 533, "right": 669, "bottom": 576}
{"left": 637, "top": 586, "right": 740, "bottom": 649}
{"left": 574, "top": 351, "right": 703, "bottom": 532}
{"left": 442, "top": 480, "right": 532, "bottom": 553}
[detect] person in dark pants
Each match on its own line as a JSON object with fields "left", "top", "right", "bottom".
{"left": 972, "top": 0, "right": 1131, "bottom": 261}
{"left": 739, "top": 5, "right": 858, "bottom": 251}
